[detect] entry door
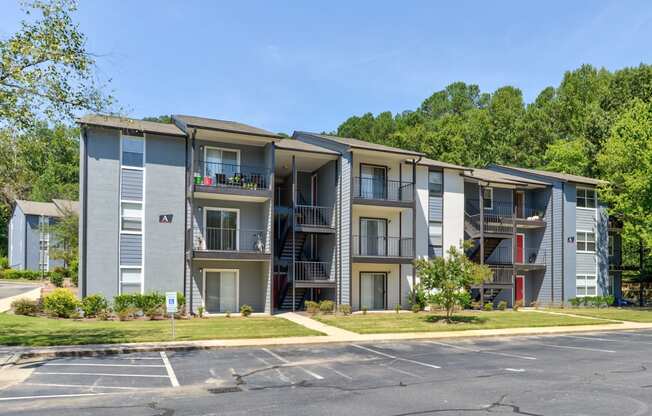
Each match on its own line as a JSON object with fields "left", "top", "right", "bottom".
{"left": 205, "top": 209, "right": 238, "bottom": 250}
{"left": 515, "top": 234, "right": 524, "bottom": 264}
{"left": 515, "top": 275, "right": 525, "bottom": 303}
{"left": 360, "top": 218, "right": 387, "bottom": 256}
{"left": 204, "top": 271, "right": 238, "bottom": 313}
{"left": 360, "top": 165, "right": 386, "bottom": 199}
{"left": 515, "top": 192, "right": 525, "bottom": 218}
{"left": 361, "top": 272, "right": 386, "bottom": 310}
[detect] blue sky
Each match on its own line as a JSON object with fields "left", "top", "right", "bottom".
{"left": 2, "top": 1, "right": 652, "bottom": 134}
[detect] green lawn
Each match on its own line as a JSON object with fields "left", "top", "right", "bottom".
{"left": 547, "top": 308, "right": 652, "bottom": 323}
{"left": 314, "top": 311, "right": 611, "bottom": 334}
{"left": 0, "top": 314, "right": 322, "bottom": 347}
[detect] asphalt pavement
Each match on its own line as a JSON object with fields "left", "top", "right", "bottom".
{"left": 2, "top": 329, "right": 652, "bottom": 415}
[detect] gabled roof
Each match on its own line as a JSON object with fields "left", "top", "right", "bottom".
{"left": 173, "top": 115, "right": 280, "bottom": 139}
{"left": 490, "top": 164, "right": 605, "bottom": 186}
{"left": 275, "top": 138, "right": 340, "bottom": 155}
{"left": 15, "top": 200, "right": 62, "bottom": 217}
{"left": 415, "top": 157, "right": 469, "bottom": 171}
{"left": 463, "top": 168, "right": 551, "bottom": 188}
{"left": 294, "top": 131, "right": 424, "bottom": 158}
{"left": 78, "top": 114, "right": 186, "bottom": 137}
{"left": 52, "top": 199, "right": 79, "bottom": 215}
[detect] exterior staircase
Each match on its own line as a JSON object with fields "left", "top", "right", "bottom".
{"left": 279, "top": 232, "right": 307, "bottom": 261}
{"left": 278, "top": 286, "right": 307, "bottom": 310}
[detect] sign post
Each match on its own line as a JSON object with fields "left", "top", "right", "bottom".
{"left": 166, "top": 292, "right": 177, "bottom": 340}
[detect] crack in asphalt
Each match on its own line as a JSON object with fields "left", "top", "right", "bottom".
{"left": 390, "top": 395, "right": 543, "bottom": 416}
{"left": 66, "top": 401, "right": 175, "bottom": 416}
{"left": 612, "top": 364, "right": 648, "bottom": 374}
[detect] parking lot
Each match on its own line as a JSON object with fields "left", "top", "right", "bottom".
{"left": 2, "top": 329, "right": 652, "bottom": 415}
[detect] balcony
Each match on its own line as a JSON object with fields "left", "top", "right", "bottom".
{"left": 465, "top": 199, "right": 546, "bottom": 237}
{"left": 295, "top": 205, "right": 335, "bottom": 232}
{"left": 294, "top": 261, "right": 335, "bottom": 287}
{"left": 485, "top": 247, "right": 547, "bottom": 271}
{"left": 353, "top": 177, "right": 414, "bottom": 206}
{"left": 194, "top": 161, "right": 272, "bottom": 200}
{"left": 193, "top": 227, "right": 271, "bottom": 260}
{"left": 352, "top": 235, "right": 414, "bottom": 264}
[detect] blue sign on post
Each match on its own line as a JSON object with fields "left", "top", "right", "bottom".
{"left": 166, "top": 292, "right": 177, "bottom": 314}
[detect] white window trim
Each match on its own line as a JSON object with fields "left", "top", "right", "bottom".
{"left": 576, "top": 230, "right": 596, "bottom": 254}
{"left": 119, "top": 200, "right": 143, "bottom": 234}
{"left": 483, "top": 187, "right": 493, "bottom": 210}
{"left": 202, "top": 268, "right": 240, "bottom": 314}
{"left": 576, "top": 274, "right": 597, "bottom": 297}
{"left": 203, "top": 146, "right": 241, "bottom": 177}
{"left": 39, "top": 232, "right": 50, "bottom": 272}
{"left": 429, "top": 221, "right": 443, "bottom": 248}
{"left": 202, "top": 207, "right": 240, "bottom": 250}
{"left": 118, "top": 132, "right": 146, "bottom": 295}
{"left": 576, "top": 187, "right": 597, "bottom": 210}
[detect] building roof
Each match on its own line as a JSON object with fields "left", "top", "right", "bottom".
{"left": 295, "top": 131, "right": 424, "bottom": 157}
{"left": 463, "top": 168, "right": 551, "bottom": 187}
{"left": 491, "top": 164, "right": 605, "bottom": 186}
{"left": 275, "top": 138, "right": 340, "bottom": 155}
{"left": 78, "top": 114, "right": 186, "bottom": 137}
{"left": 173, "top": 115, "right": 280, "bottom": 139}
{"left": 52, "top": 199, "right": 79, "bottom": 215}
{"left": 415, "top": 157, "right": 469, "bottom": 171}
{"left": 15, "top": 200, "right": 62, "bottom": 217}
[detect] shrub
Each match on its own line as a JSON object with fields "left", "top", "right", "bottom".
{"left": 113, "top": 294, "right": 137, "bottom": 313}
{"left": 240, "top": 304, "right": 253, "bottom": 317}
{"left": 408, "top": 284, "right": 428, "bottom": 311}
{"left": 483, "top": 302, "right": 494, "bottom": 311}
{"left": 145, "top": 305, "right": 165, "bottom": 320}
{"left": 604, "top": 295, "right": 615, "bottom": 307}
{"left": 135, "top": 292, "right": 165, "bottom": 313}
{"left": 395, "top": 303, "right": 401, "bottom": 314}
{"left": 11, "top": 298, "right": 39, "bottom": 316}
{"left": 0, "top": 257, "right": 8, "bottom": 270}
{"left": 304, "top": 301, "right": 319, "bottom": 315}
{"left": 96, "top": 308, "right": 111, "bottom": 320}
{"left": 569, "top": 297, "right": 582, "bottom": 308}
{"left": 362, "top": 307, "right": 368, "bottom": 315}
{"left": 43, "top": 289, "right": 79, "bottom": 318}
{"left": 1, "top": 269, "right": 46, "bottom": 280}
{"left": 52, "top": 266, "right": 71, "bottom": 278}
{"left": 339, "top": 304, "right": 352, "bottom": 315}
{"left": 513, "top": 300, "right": 523, "bottom": 311}
{"left": 497, "top": 300, "right": 507, "bottom": 311}
{"left": 197, "top": 306, "right": 205, "bottom": 318}
{"left": 176, "top": 291, "right": 186, "bottom": 312}
{"left": 71, "top": 273, "right": 78, "bottom": 287}
{"left": 49, "top": 272, "right": 64, "bottom": 288}
{"left": 116, "top": 307, "right": 138, "bottom": 321}
{"left": 319, "top": 300, "right": 335, "bottom": 314}
{"left": 412, "top": 304, "right": 421, "bottom": 313}
{"left": 81, "top": 294, "right": 109, "bottom": 318}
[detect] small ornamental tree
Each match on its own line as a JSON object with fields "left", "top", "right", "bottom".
{"left": 415, "top": 245, "right": 492, "bottom": 322}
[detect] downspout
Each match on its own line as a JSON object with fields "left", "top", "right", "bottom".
{"left": 560, "top": 183, "right": 565, "bottom": 304}
{"left": 291, "top": 155, "right": 296, "bottom": 311}
{"left": 81, "top": 126, "right": 89, "bottom": 297}
{"left": 182, "top": 130, "right": 188, "bottom": 312}
{"left": 411, "top": 157, "right": 421, "bottom": 307}
{"left": 188, "top": 129, "right": 196, "bottom": 314}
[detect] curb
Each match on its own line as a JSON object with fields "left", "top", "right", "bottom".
{"left": 3, "top": 321, "right": 651, "bottom": 363}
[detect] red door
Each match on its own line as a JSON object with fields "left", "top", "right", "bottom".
{"left": 516, "top": 234, "right": 524, "bottom": 264}
{"left": 515, "top": 275, "right": 524, "bottom": 303}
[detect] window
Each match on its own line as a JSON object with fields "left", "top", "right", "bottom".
{"left": 204, "top": 208, "right": 239, "bottom": 250}
{"left": 483, "top": 187, "right": 493, "bottom": 209}
{"left": 577, "top": 187, "right": 596, "bottom": 208}
{"left": 120, "top": 268, "right": 142, "bottom": 294}
{"left": 576, "top": 274, "right": 597, "bottom": 297}
{"left": 429, "top": 221, "right": 442, "bottom": 247}
{"left": 428, "top": 171, "right": 443, "bottom": 196}
{"left": 577, "top": 231, "right": 596, "bottom": 252}
{"left": 39, "top": 235, "right": 49, "bottom": 272}
{"left": 121, "top": 135, "right": 144, "bottom": 168}
{"left": 121, "top": 202, "right": 143, "bottom": 232}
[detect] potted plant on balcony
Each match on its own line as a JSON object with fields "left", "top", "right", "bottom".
{"left": 194, "top": 173, "right": 202, "bottom": 185}
{"left": 202, "top": 175, "right": 213, "bottom": 186}
{"left": 215, "top": 173, "right": 227, "bottom": 185}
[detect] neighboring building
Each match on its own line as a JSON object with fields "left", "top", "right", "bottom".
{"left": 8, "top": 199, "right": 79, "bottom": 272}
{"left": 77, "top": 114, "right": 615, "bottom": 312}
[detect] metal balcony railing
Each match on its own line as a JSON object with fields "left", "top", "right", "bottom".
{"left": 196, "top": 228, "right": 269, "bottom": 253}
{"left": 352, "top": 235, "right": 414, "bottom": 257}
{"left": 295, "top": 205, "right": 334, "bottom": 228}
{"left": 466, "top": 198, "right": 546, "bottom": 219}
{"left": 487, "top": 266, "right": 514, "bottom": 285}
{"left": 195, "top": 161, "right": 271, "bottom": 191}
{"left": 353, "top": 177, "right": 414, "bottom": 202}
{"left": 485, "top": 247, "right": 547, "bottom": 266}
{"left": 295, "top": 261, "right": 333, "bottom": 281}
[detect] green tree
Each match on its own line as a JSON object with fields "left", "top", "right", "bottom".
{"left": 415, "top": 245, "right": 492, "bottom": 322}
{"left": 49, "top": 209, "right": 78, "bottom": 268}
{"left": 0, "top": 0, "right": 113, "bottom": 129}
{"left": 542, "top": 137, "right": 592, "bottom": 176}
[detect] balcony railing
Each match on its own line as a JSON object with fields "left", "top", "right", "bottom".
{"left": 295, "top": 261, "right": 333, "bottom": 282}
{"left": 196, "top": 227, "right": 269, "bottom": 253}
{"left": 352, "top": 235, "right": 414, "bottom": 257}
{"left": 485, "top": 247, "right": 547, "bottom": 266}
{"left": 353, "top": 177, "right": 414, "bottom": 202}
{"left": 487, "top": 266, "right": 514, "bottom": 285}
{"left": 295, "top": 205, "right": 334, "bottom": 228}
{"left": 465, "top": 213, "right": 514, "bottom": 235}
{"left": 195, "top": 161, "right": 272, "bottom": 191}
{"left": 465, "top": 199, "right": 545, "bottom": 220}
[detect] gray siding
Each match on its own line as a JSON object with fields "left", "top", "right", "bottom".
{"left": 576, "top": 208, "right": 596, "bottom": 231}
{"left": 8, "top": 206, "right": 25, "bottom": 269}
{"left": 84, "top": 127, "right": 121, "bottom": 298}
{"left": 120, "top": 169, "right": 144, "bottom": 201}
{"left": 119, "top": 234, "right": 142, "bottom": 266}
{"left": 192, "top": 199, "right": 266, "bottom": 249}
{"left": 429, "top": 196, "right": 443, "bottom": 221}
{"left": 340, "top": 152, "right": 351, "bottom": 306}
{"left": 25, "top": 215, "right": 41, "bottom": 270}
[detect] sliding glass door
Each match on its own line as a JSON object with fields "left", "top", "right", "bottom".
{"left": 360, "top": 165, "right": 386, "bottom": 199}
{"left": 360, "top": 218, "right": 387, "bottom": 256}
{"left": 204, "top": 270, "right": 238, "bottom": 313}
{"left": 205, "top": 209, "right": 238, "bottom": 250}
{"left": 360, "top": 272, "right": 386, "bottom": 310}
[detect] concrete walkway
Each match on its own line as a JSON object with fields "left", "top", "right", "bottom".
{"left": 0, "top": 284, "right": 41, "bottom": 313}
{"left": 2, "top": 312, "right": 652, "bottom": 365}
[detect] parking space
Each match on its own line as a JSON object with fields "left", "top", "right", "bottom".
{"left": 3, "top": 329, "right": 652, "bottom": 405}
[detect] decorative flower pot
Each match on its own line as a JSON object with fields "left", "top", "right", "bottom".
{"left": 203, "top": 176, "right": 213, "bottom": 186}
{"left": 194, "top": 175, "right": 202, "bottom": 185}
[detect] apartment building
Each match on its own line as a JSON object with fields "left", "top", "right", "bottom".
{"left": 77, "top": 114, "right": 617, "bottom": 313}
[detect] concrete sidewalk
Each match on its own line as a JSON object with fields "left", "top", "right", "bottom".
{"left": 2, "top": 311, "right": 652, "bottom": 365}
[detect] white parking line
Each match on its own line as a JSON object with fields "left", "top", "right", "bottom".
{"left": 562, "top": 335, "right": 620, "bottom": 342}
{"left": 261, "top": 348, "right": 324, "bottom": 380}
{"left": 22, "top": 382, "right": 147, "bottom": 390}
{"left": 425, "top": 341, "right": 537, "bottom": 360}
{"left": 44, "top": 363, "right": 165, "bottom": 368}
{"left": 0, "top": 393, "right": 111, "bottom": 402}
{"left": 504, "top": 368, "right": 526, "bottom": 373}
{"left": 34, "top": 372, "right": 169, "bottom": 378}
{"left": 536, "top": 343, "right": 616, "bottom": 353}
{"left": 351, "top": 344, "right": 441, "bottom": 369}
{"left": 160, "top": 352, "right": 180, "bottom": 387}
